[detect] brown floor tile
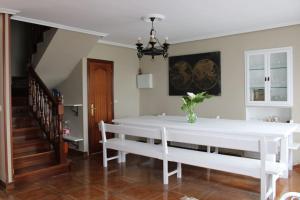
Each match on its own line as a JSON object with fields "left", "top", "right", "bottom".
{"left": 1, "top": 154, "right": 299, "bottom": 200}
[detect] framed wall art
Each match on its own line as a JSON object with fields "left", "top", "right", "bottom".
{"left": 169, "top": 51, "right": 221, "bottom": 96}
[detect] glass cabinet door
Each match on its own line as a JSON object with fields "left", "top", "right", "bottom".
{"left": 269, "top": 52, "right": 288, "bottom": 102}
{"left": 248, "top": 54, "right": 266, "bottom": 102}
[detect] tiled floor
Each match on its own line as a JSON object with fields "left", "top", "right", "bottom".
{"left": 0, "top": 153, "right": 299, "bottom": 200}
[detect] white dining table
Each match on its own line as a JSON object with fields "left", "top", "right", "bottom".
{"left": 113, "top": 115, "right": 298, "bottom": 178}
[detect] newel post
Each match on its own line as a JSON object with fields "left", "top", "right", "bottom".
{"left": 57, "top": 96, "right": 67, "bottom": 163}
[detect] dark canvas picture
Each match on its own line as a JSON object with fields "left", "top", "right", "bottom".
{"left": 169, "top": 51, "right": 221, "bottom": 96}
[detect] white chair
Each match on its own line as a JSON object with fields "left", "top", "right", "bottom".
{"left": 280, "top": 192, "right": 300, "bottom": 200}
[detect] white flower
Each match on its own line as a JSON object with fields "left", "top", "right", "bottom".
{"left": 187, "top": 92, "right": 196, "bottom": 99}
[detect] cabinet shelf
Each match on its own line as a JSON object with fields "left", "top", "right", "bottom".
{"left": 271, "top": 86, "right": 287, "bottom": 89}
{"left": 270, "top": 66, "right": 287, "bottom": 70}
{"left": 250, "top": 67, "right": 287, "bottom": 71}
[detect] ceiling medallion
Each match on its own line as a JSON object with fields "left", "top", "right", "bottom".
{"left": 136, "top": 14, "right": 169, "bottom": 60}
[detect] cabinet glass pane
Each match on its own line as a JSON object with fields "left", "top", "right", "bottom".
{"left": 270, "top": 52, "right": 287, "bottom": 101}
{"left": 249, "top": 54, "right": 265, "bottom": 101}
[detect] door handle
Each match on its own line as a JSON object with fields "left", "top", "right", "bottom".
{"left": 90, "top": 104, "right": 96, "bottom": 116}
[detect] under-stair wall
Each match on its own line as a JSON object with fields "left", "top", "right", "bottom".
{"left": 35, "top": 29, "right": 98, "bottom": 88}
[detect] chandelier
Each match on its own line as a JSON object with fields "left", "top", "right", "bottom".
{"left": 136, "top": 15, "right": 169, "bottom": 59}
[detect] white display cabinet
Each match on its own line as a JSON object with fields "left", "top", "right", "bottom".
{"left": 245, "top": 47, "right": 293, "bottom": 107}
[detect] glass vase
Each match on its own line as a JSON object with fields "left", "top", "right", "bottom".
{"left": 186, "top": 111, "right": 197, "bottom": 123}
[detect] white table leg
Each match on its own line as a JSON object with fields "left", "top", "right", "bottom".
{"left": 280, "top": 135, "right": 289, "bottom": 178}
{"left": 147, "top": 138, "right": 154, "bottom": 145}
{"left": 146, "top": 138, "right": 155, "bottom": 167}
{"left": 288, "top": 134, "right": 294, "bottom": 170}
{"left": 119, "top": 134, "right": 126, "bottom": 163}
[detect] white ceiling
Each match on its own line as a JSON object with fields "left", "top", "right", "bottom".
{"left": 1, "top": 0, "right": 300, "bottom": 46}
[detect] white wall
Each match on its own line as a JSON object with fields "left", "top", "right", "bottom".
{"left": 140, "top": 25, "right": 300, "bottom": 163}
{"left": 58, "top": 43, "right": 140, "bottom": 152}
{"left": 58, "top": 25, "right": 300, "bottom": 163}
{"left": 140, "top": 25, "right": 300, "bottom": 119}
{"left": 57, "top": 61, "right": 85, "bottom": 151}
{"left": 88, "top": 43, "right": 140, "bottom": 118}
{"left": 36, "top": 29, "right": 98, "bottom": 88}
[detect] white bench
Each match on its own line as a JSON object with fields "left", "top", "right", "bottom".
{"left": 99, "top": 121, "right": 285, "bottom": 200}
{"left": 163, "top": 128, "right": 285, "bottom": 200}
{"left": 99, "top": 121, "right": 181, "bottom": 182}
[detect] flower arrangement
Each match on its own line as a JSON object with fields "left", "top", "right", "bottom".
{"left": 181, "top": 92, "right": 211, "bottom": 123}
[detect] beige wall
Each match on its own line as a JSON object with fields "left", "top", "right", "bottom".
{"left": 140, "top": 25, "right": 300, "bottom": 120}
{"left": 36, "top": 29, "right": 98, "bottom": 88}
{"left": 58, "top": 61, "right": 83, "bottom": 105}
{"left": 88, "top": 43, "right": 140, "bottom": 118}
{"left": 140, "top": 25, "right": 300, "bottom": 163}
{"left": 57, "top": 61, "right": 85, "bottom": 151}
{"left": 58, "top": 43, "right": 140, "bottom": 152}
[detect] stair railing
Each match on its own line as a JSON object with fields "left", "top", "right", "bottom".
{"left": 28, "top": 66, "right": 66, "bottom": 164}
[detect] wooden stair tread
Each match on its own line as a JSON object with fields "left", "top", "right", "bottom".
{"left": 14, "top": 138, "right": 48, "bottom": 146}
{"left": 14, "top": 161, "right": 71, "bottom": 183}
{"left": 13, "top": 138, "right": 51, "bottom": 156}
{"left": 14, "top": 149, "right": 52, "bottom": 158}
{"left": 12, "top": 70, "right": 70, "bottom": 184}
{"left": 14, "top": 150, "right": 55, "bottom": 160}
{"left": 14, "top": 162, "right": 58, "bottom": 175}
{"left": 14, "top": 150, "right": 56, "bottom": 170}
{"left": 12, "top": 116, "right": 34, "bottom": 120}
{"left": 13, "top": 127, "right": 41, "bottom": 137}
{"left": 12, "top": 97, "right": 28, "bottom": 106}
{"left": 13, "top": 126, "right": 40, "bottom": 132}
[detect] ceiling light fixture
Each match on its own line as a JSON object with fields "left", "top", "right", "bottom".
{"left": 136, "top": 14, "right": 169, "bottom": 60}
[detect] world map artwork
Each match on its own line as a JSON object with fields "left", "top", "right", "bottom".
{"left": 169, "top": 52, "right": 221, "bottom": 96}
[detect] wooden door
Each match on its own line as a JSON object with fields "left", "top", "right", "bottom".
{"left": 88, "top": 59, "right": 113, "bottom": 154}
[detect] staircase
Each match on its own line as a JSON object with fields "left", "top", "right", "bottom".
{"left": 12, "top": 73, "right": 70, "bottom": 184}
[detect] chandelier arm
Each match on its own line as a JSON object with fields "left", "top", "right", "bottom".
{"left": 155, "top": 37, "right": 164, "bottom": 48}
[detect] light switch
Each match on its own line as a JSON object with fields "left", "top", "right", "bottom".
{"left": 0, "top": 105, "right": 2, "bottom": 112}
{"left": 114, "top": 100, "right": 118, "bottom": 104}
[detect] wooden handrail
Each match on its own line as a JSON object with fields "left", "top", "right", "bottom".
{"left": 28, "top": 66, "right": 67, "bottom": 164}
